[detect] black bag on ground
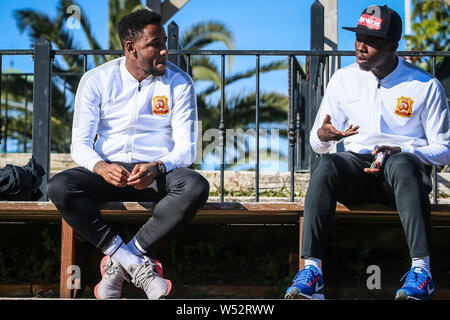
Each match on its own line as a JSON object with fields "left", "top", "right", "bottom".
{"left": 0, "top": 156, "right": 45, "bottom": 200}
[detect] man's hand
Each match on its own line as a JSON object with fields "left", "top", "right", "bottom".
{"left": 94, "top": 161, "right": 131, "bottom": 187}
{"left": 363, "top": 145, "right": 402, "bottom": 174}
{"left": 317, "top": 114, "right": 359, "bottom": 142}
{"left": 127, "top": 162, "right": 159, "bottom": 190}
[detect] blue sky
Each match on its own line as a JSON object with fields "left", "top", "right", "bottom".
{"left": 0, "top": 0, "right": 409, "bottom": 170}
{"left": 0, "top": 0, "right": 408, "bottom": 71}
{"left": 0, "top": 0, "right": 408, "bottom": 100}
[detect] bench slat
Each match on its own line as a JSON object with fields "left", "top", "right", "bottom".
{"left": 0, "top": 201, "right": 303, "bottom": 224}
{"left": 0, "top": 202, "right": 449, "bottom": 223}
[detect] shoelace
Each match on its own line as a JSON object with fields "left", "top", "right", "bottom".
{"left": 293, "top": 267, "right": 316, "bottom": 284}
{"left": 104, "top": 258, "right": 129, "bottom": 281}
{"left": 133, "top": 260, "right": 157, "bottom": 289}
{"left": 400, "top": 268, "right": 428, "bottom": 288}
{"left": 104, "top": 259, "right": 116, "bottom": 276}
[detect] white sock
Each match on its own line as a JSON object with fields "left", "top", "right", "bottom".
{"left": 304, "top": 257, "right": 322, "bottom": 274}
{"left": 103, "top": 235, "right": 144, "bottom": 271}
{"left": 412, "top": 256, "right": 431, "bottom": 277}
{"left": 127, "top": 236, "right": 147, "bottom": 256}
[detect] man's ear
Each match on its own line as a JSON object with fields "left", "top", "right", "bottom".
{"left": 125, "top": 41, "right": 137, "bottom": 57}
{"left": 390, "top": 41, "right": 399, "bottom": 53}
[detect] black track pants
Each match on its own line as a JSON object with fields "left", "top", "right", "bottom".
{"left": 47, "top": 164, "right": 210, "bottom": 253}
{"left": 301, "top": 152, "right": 432, "bottom": 259}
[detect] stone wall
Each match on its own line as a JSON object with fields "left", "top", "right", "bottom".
{"left": 1, "top": 153, "right": 449, "bottom": 198}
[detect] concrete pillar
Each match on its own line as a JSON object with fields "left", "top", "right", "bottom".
{"left": 319, "top": 0, "right": 342, "bottom": 152}
{"left": 319, "top": 0, "right": 339, "bottom": 88}
{"left": 146, "top": 0, "right": 190, "bottom": 24}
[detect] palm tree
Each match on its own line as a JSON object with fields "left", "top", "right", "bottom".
{"left": 404, "top": 0, "right": 449, "bottom": 72}
{"left": 0, "top": 70, "right": 33, "bottom": 152}
{"left": 404, "top": 0, "right": 449, "bottom": 173}
{"left": 12, "top": 0, "right": 144, "bottom": 152}
{"left": 179, "top": 21, "right": 288, "bottom": 169}
{"left": 13, "top": 0, "right": 100, "bottom": 152}
{"left": 107, "top": 0, "right": 143, "bottom": 57}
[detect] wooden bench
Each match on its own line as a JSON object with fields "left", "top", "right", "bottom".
{"left": 0, "top": 201, "right": 449, "bottom": 298}
{"left": 0, "top": 201, "right": 303, "bottom": 298}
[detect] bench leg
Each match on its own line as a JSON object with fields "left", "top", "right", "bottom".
{"left": 60, "top": 219, "right": 76, "bottom": 298}
{"left": 298, "top": 215, "right": 305, "bottom": 270}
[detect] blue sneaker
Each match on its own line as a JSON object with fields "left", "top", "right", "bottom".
{"left": 285, "top": 265, "right": 325, "bottom": 299}
{"left": 395, "top": 267, "right": 434, "bottom": 300}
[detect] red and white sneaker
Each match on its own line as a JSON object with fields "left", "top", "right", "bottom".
{"left": 95, "top": 255, "right": 165, "bottom": 299}
{"left": 94, "top": 256, "right": 129, "bottom": 299}
{"left": 127, "top": 257, "right": 172, "bottom": 300}
{"left": 99, "top": 255, "right": 164, "bottom": 278}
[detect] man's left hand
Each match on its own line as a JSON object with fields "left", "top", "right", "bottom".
{"left": 127, "top": 162, "right": 159, "bottom": 189}
{"left": 363, "top": 146, "right": 401, "bottom": 174}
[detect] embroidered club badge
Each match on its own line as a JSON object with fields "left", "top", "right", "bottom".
{"left": 152, "top": 96, "right": 170, "bottom": 115}
{"left": 394, "top": 96, "right": 414, "bottom": 118}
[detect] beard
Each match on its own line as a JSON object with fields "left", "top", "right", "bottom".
{"left": 140, "top": 63, "right": 166, "bottom": 76}
{"left": 147, "top": 63, "right": 166, "bottom": 76}
{"left": 151, "top": 67, "right": 166, "bottom": 76}
{"left": 357, "top": 63, "right": 371, "bottom": 71}
{"left": 136, "top": 53, "right": 166, "bottom": 76}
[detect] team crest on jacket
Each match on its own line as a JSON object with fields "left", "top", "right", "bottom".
{"left": 394, "top": 96, "right": 414, "bottom": 118}
{"left": 152, "top": 96, "right": 170, "bottom": 115}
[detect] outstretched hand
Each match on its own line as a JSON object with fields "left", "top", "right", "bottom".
{"left": 317, "top": 114, "right": 359, "bottom": 142}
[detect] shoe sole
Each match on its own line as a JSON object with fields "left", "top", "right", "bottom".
{"left": 284, "top": 287, "right": 325, "bottom": 300}
{"left": 94, "top": 282, "right": 101, "bottom": 299}
{"left": 161, "top": 279, "right": 172, "bottom": 299}
{"left": 100, "top": 255, "right": 164, "bottom": 278}
{"left": 284, "top": 293, "right": 309, "bottom": 300}
{"left": 99, "top": 255, "right": 109, "bottom": 277}
{"left": 95, "top": 279, "right": 172, "bottom": 300}
{"left": 94, "top": 275, "right": 171, "bottom": 300}
{"left": 395, "top": 290, "right": 429, "bottom": 300}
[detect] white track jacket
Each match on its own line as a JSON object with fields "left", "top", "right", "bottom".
{"left": 310, "top": 56, "right": 450, "bottom": 166}
{"left": 71, "top": 57, "right": 197, "bottom": 173}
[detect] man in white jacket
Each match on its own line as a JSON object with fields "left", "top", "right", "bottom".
{"left": 285, "top": 5, "right": 449, "bottom": 300}
{"left": 48, "top": 9, "right": 209, "bottom": 299}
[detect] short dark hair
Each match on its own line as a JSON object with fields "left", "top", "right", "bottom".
{"left": 117, "top": 9, "right": 162, "bottom": 47}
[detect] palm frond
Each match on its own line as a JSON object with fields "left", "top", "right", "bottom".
{"left": 108, "top": 0, "right": 143, "bottom": 50}
{"left": 191, "top": 56, "right": 221, "bottom": 88}
{"left": 181, "top": 20, "right": 234, "bottom": 50}
{"left": 181, "top": 20, "right": 234, "bottom": 70}
{"left": 57, "top": 0, "right": 105, "bottom": 65}
{"left": 200, "top": 59, "right": 288, "bottom": 97}
{"left": 14, "top": 9, "right": 55, "bottom": 47}
{"left": 224, "top": 91, "right": 288, "bottom": 129}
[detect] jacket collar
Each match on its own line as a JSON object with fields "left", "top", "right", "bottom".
{"left": 366, "top": 55, "right": 403, "bottom": 86}
{"left": 119, "top": 57, "right": 154, "bottom": 85}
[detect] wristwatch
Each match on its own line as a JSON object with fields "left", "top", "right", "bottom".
{"left": 156, "top": 161, "right": 167, "bottom": 176}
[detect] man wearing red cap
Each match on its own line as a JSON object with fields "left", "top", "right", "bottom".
{"left": 285, "top": 5, "right": 449, "bottom": 300}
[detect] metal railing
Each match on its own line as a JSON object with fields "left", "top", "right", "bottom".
{"left": 1, "top": 43, "right": 449, "bottom": 204}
